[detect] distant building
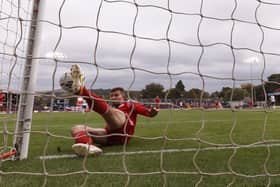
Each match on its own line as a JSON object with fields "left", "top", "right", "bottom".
{"left": 53, "top": 98, "right": 69, "bottom": 111}
{"left": 0, "top": 91, "right": 20, "bottom": 112}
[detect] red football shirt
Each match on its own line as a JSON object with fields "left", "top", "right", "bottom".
{"left": 116, "top": 101, "right": 152, "bottom": 126}
{"left": 105, "top": 101, "right": 153, "bottom": 145}
{"left": 0, "top": 93, "right": 5, "bottom": 104}
{"left": 154, "top": 97, "right": 161, "bottom": 109}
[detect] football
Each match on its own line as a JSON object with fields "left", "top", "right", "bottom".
{"left": 59, "top": 72, "right": 73, "bottom": 92}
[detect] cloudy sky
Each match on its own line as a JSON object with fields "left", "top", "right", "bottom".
{"left": 1, "top": 0, "right": 280, "bottom": 93}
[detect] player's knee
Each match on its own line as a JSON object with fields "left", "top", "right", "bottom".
{"left": 71, "top": 125, "right": 87, "bottom": 136}
{"left": 104, "top": 108, "right": 126, "bottom": 126}
{"left": 72, "top": 130, "right": 93, "bottom": 144}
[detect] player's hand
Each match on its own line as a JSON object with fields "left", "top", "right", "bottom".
{"left": 150, "top": 107, "right": 159, "bottom": 117}
{"left": 59, "top": 65, "right": 85, "bottom": 94}
{"left": 70, "top": 64, "right": 85, "bottom": 93}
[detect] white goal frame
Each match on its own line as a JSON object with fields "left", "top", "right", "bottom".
{"left": 13, "top": 0, "right": 43, "bottom": 160}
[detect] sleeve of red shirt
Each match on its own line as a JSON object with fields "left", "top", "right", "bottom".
{"left": 133, "top": 102, "right": 152, "bottom": 117}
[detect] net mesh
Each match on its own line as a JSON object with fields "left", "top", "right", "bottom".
{"left": 0, "top": 0, "right": 31, "bottom": 159}
{"left": 1, "top": 0, "right": 280, "bottom": 186}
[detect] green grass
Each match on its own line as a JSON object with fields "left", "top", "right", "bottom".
{"left": 1, "top": 109, "right": 280, "bottom": 186}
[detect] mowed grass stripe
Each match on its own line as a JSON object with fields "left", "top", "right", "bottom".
{"left": 0, "top": 110, "right": 280, "bottom": 186}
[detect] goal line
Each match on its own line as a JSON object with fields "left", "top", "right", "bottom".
{"left": 39, "top": 142, "right": 280, "bottom": 160}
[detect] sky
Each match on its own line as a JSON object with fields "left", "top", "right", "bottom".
{"left": 1, "top": 0, "right": 280, "bottom": 93}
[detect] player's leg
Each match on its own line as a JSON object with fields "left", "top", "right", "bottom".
{"left": 71, "top": 125, "right": 104, "bottom": 156}
{"left": 71, "top": 64, "right": 126, "bottom": 130}
{"left": 62, "top": 65, "right": 127, "bottom": 154}
{"left": 71, "top": 125, "right": 107, "bottom": 145}
{"left": 71, "top": 121, "right": 131, "bottom": 148}
{"left": 79, "top": 87, "right": 126, "bottom": 131}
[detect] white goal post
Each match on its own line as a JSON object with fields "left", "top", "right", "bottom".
{"left": 13, "top": 0, "right": 43, "bottom": 160}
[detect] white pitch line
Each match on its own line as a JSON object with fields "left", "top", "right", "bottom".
{"left": 39, "top": 143, "right": 280, "bottom": 160}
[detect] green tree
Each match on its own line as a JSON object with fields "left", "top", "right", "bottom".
{"left": 210, "top": 91, "right": 220, "bottom": 98}
{"left": 232, "top": 88, "right": 247, "bottom": 101}
{"left": 218, "top": 87, "right": 248, "bottom": 101}
{"left": 167, "top": 88, "right": 181, "bottom": 99}
{"left": 219, "top": 87, "right": 232, "bottom": 101}
{"left": 166, "top": 80, "right": 186, "bottom": 99}
{"left": 186, "top": 88, "right": 209, "bottom": 99}
{"left": 265, "top": 74, "right": 280, "bottom": 93}
{"left": 240, "top": 83, "right": 252, "bottom": 98}
{"left": 254, "top": 84, "right": 265, "bottom": 101}
{"left": 141, "top": 83, "right": 165, "bottom": 98}
{"left": 175, "top": 80, "right": 185, "bottom": 92}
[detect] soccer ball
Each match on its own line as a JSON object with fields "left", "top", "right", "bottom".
{"left": 59, "top": 72, "right": 73, "bottom": 92}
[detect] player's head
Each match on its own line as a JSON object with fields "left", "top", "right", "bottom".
{"left": 110, "top": 87, "right": 126, "bottom": 106}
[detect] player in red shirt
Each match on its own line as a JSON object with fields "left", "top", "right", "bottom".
{"left": 60, "top": 65, "right": 159, "bottom": 156}
{"left": 0, "top": 92, "right": 4, "bottom": 102}
{"left": 154, "top": 96, "right": 160, "bottom": 109}
{"left": 0, "top": 92, "right": 5, "bottom": 111}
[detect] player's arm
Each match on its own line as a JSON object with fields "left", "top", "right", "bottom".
{"left": 149, "top": 107, "right": 159, "bottom": 117}
{"left": 133, "top": 102, "right": 159, "bottom": 117}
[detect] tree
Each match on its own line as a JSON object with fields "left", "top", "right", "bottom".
{"left": 218, "top": 87, "right": 248, "bottom": 101}
{"left": 254, "top": 84, "right": 265, "bottom": 101}
{"left": 167, "top": 88, "right": 181, "bottom": 99}
{"left": 166, "top": 80, "right": 186, "bottom": 99}
{"left": 265, "top": 74, "right": 280, "bottom": 93}
{"left": 210, "top": 91, "right": 220, "bottom": 98}
{"left": 232, "top": 88, "right": 247, "bottom": 101}
{"left": 141, "top": 83, "right": 165, "bottom": 98}
{"left": 240, "top": 83, "right": 252, "bottom": 98}
{"left": 175, "top": 80, "right": 185, "bottom": 92}
{"left": 128, "top": 90, "right": 142, "bottom": 100}
{"left": 186, "top": 88, "right": 209, "bottom": 99}
{"left": 219, "top": 87, "right": 232, "bottom": 101}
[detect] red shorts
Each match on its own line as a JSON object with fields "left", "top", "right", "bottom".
{"left": 104, "top": 120, "right": 135, "bottom": 145}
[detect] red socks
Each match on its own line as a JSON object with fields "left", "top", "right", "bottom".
{"left": 73, "top": 86, "right": 109, "bottom": 145}
{"left": 80, "top": 86, "right": 109, "bottom": 115}
{"left": 73, "top": 131, "right": 93, "bottom": 144}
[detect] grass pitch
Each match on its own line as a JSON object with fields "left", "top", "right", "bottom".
{"left": 1, "top": 109, "right": 280, "bottom": 186}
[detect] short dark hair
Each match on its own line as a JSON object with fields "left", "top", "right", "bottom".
{"left": 110, "top": 87, "right": 125, "bottom": 93}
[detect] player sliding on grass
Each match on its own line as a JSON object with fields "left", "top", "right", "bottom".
{"left": 60, "top": 65, "right": 160, "bottom": 156}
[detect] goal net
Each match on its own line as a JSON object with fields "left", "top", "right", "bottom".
{"left": 1, "top": 0, "right": 280, "bottom": 186}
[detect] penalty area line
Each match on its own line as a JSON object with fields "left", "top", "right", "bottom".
{"left": 38, "top": 143, "right": 280, "bottom": 160}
